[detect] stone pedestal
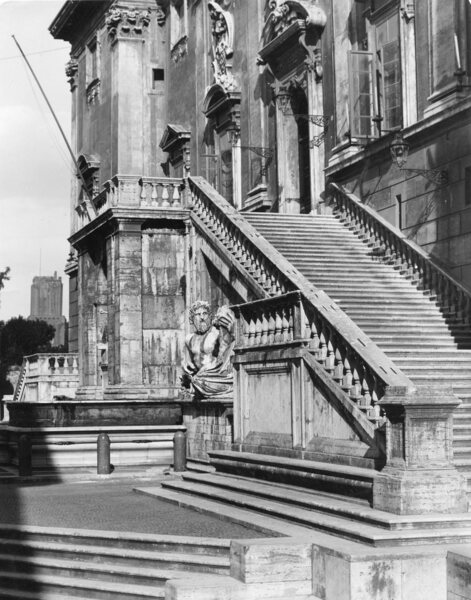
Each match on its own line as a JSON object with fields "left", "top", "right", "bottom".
{"left": 373, "top": 386, "right": 468, "bottom": 514}
{"left": 181, "top": 398, "right": 233, "bottom": 461}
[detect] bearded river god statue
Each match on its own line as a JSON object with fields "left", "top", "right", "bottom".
{"left": 181, "top": 301, "right": 235, "bottom": 400}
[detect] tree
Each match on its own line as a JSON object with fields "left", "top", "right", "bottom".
{"left": 0, "top": 317, "right": 55, "bottom": 397}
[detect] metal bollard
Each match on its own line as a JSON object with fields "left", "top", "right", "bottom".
{"left": 173, "top": 430, "right": 186, "bottom": 472}
{"left": 18, "top": 434, "right": 32, "bottom": 477}
{"left": 97, "top": 433, "right": 111, "bottom": 474}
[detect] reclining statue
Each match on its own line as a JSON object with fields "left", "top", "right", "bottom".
{"left": 181, "top": 300, "right": 235, "bottom": 400}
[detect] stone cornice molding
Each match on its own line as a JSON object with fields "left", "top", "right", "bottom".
{"left": 105, "top": 5, "right": 151, "bottom": 41}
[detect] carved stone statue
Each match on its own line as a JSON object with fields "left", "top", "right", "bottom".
{"left": 182, "top": 301, "right": 235, "bottom": 400}
{"left": 208, "top": 1, "right": 236, "bottom": 91}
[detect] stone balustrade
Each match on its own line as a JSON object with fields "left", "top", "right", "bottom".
{"left": 233, "top": 291, "right": 392, "bottom": 424}
{"left": 189, "top": 176, "right": 413, "bottom": 421}
{"left": 328, "top": 182, "right": 471, "bottom": 325}
{"left": 13, "top": 353, "right": 79, "bottom": 404}
{"left": 89, "top": 175, "right": 187, "bottom": 215}
{"left": 139, "top": 176, "right": 186, "bottom": 208}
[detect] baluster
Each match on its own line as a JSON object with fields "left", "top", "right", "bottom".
{"left": 309, "top": 320, "right": 320, "bottom": 354}
{"left": 248, "top": 318, "right": 256, "bottom": 346}
{"left": 359, "top": 374, "right": 372, "bottom": 408}
{"left": 318, "top": 331, "right": 327, "bottom": 364}
{"left": 151, "top": 183, "right": 158, "bottom": 207}
{"left": 267, "top": 313, "right": 276, "bottom": 344}
{"left": 140, "top": 182, "right": 148, "bottom": 206}
{"left": 350, "top": 366, "right": 362, "bottom": 400}
{"left": 333, "top": 348, "right": 343, "bottom": 383}
{"left": 342, "top": 356, "right": 353, "bottom": 394}
{"left": 161, "top": 184, "right": 170, "bottom": 207}
{"left": 287, "top": 307, "right": 294, "bottom": 341}
{"left": 281, "top": 308, "right": 290, "bottom": 342}
{"left": 261, "top": 312, "right": 269, "bottom": 345}
{"left": 270, "top": 274, "right": 279, "bottom": 296}
{"left": 274, "top": 311, "right": 283, "bottom": 342}
{"left": 325, "top": 339, "right": 335, "bottom": 374}
{"left": 172, "top": 183, "right": 181, "bottom": 207}
{"left": 253, "top": 313, "right": 262, "bottom": 345}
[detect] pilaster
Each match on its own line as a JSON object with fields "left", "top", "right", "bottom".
{"left": 109, "top": 220, "right": 143, "bottom": 386}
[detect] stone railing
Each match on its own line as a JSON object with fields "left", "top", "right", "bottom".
{"left": 90, "top": 175, "right": 187, "bottom": 214}
{"left": 13, "top": 353, "right": 79, "bottom": 403}
{"left": 328, "top": 182, "right": 471, "bottom": 326}
{"left": 233, "top": 291, "right": 390, "bottom": 424}
{"left": 188, "top": 176, "right": 414, "bottom": 425}
{"left": 139, "top": 176, "right": 186, "bottom": 208}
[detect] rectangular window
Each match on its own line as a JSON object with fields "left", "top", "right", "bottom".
{"left": 375, "top": 13, "right": 402, "bottom": 131}
{"left": 348, "top": 10, "right": 402, "bottom": 140}
{"left": 152, "top": 68, "right": 165, "bottom": 89}
{"left": 348, "top": 51, "right": 375, "bottom": 139}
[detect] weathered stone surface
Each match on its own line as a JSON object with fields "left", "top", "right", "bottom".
{"left": 230, "top": 539, "right": 312, "bottom": 583}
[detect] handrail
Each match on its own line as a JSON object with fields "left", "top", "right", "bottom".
{"left": 188, "top": 177, "right": 414, "bottom": 424}
{"left": 328, "top": 182, "right": 471, "bottom": 326}
{"left": 12, "top": 361, "right": 27, "bottom": 402}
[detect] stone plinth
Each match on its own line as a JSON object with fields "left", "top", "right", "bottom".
{"left": 373, "top": 386, "right": 468, "bottom": 514}
{"left": 181, "top": 398, "right": 233, "bottom": 461}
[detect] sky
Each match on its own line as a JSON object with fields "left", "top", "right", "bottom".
{"left": 0, "top": 0, "right": 71, "bottom": 321}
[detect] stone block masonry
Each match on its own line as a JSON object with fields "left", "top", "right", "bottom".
{"left": 183, "top": 402, "right": 233, "bottom": 461}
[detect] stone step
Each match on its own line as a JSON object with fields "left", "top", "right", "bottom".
{"left": 207, "top": 450, "right": 375, "bottom": 500}
{"left": 0, "top": 553, "right": 172, "bottom": 588}
{"left": 0, "top": 592, "right": 94, "bottom": 600}
{"left": 179, "top": 472, "right": 471, "bottom": 532}
{"left": 0, "top": 571, "right": 165, "bottom": 600}
{"left": 0, "top": 525, "right": 230, "bottom": 557}
{"left": 0, "top": 538, "right": 229, "bottom": 573}
{"left": 159, "top": 479, "right": 471, "bottom": 547}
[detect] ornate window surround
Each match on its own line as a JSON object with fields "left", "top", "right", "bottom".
{"left": 258, "top": 0, "right": 327, "bottom": 214}
{"left": 159, "top": 124, "right": 192, "bottom": 176}
{"left": 202, "top": 83, "right": 242, "bottom": 209}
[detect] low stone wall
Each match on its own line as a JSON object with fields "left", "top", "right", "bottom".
{"left": 5, "top": 424, "right": 185, "bottom": 469}
{"left": 182, "top": 401, "right": 233, "bottom": 461}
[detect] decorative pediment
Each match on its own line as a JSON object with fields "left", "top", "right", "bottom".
{"left": 77, "top": 154, "right": 100, "bottom": 198}
{"left": 203, "top": 84, "right": 241, "bottom": 134}
{"left": 159, "top": 124, "right": 191, "bottom": 153}
{"left": 159, "top": 124, "right": 191, "bottom": 174}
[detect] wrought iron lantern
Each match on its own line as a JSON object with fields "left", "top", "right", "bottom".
{"left": 390, "top": 133, "right": 409, "bottom": 169}
{"left": 389, "top": 131, "right": 448, "bottom": 185}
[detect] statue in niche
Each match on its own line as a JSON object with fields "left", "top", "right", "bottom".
{"left": 208, "top": 1, "right": 236, "bottom": 91}
{"left": 181, "top": 301, "right": 235, "bottom": 400}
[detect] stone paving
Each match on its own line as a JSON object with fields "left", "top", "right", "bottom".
{"left": 0, "top": 476, "right": 266, "bottom": 538}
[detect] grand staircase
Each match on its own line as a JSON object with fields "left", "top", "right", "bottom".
{"left": 243, "top": 211, "right": 471, "bottom": 480}
{"left": 0, "top": 525, "right": 230, "bottom": 599}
